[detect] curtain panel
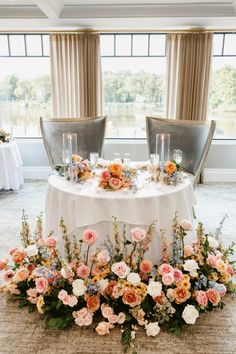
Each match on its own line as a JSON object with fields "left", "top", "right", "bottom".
{"left": 166, "top": 32, "right": 213, "bottom": 121}
{"left": 50, "top": 32, "right": 102, "bottom": 118}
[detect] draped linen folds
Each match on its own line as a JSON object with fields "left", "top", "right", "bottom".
{"left": 166, "top": 32, "right": 213, "bottom": 121}
{"left": 50, "top": 32, "right": 102, "bottom": 118}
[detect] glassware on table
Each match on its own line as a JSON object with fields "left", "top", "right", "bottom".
{"left": 173, "top": 149, "right": 182, "bottom": 164}
{"left": 90, "top": 152, "right": 99, "bottom": 167}
{"left": 62, "top": 132, "right": 77, "bottom": 180}
{"left": 113, "top": 152, "right": 122, "bottom": 163}
{"left": 149, "top": 153, "right": 160, "bottom": 165}
{"left": 156, "top": 133, "right": 170, "bottom": 173}
{"left": 123, "top": 152, "right": 131, "bottom": 166}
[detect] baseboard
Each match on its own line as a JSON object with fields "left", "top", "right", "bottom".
{"left": 203, "top": 168, "right": 236, "bottom": 183}
{"left": 22, "top": 166, "right": 52, "bottom": 180}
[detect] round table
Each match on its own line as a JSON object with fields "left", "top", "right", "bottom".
{"left": 0, "top": 141, "right": 24, "bottom": 190}
{"left": 45, "top": 172, "right": 197, "bottom": 264}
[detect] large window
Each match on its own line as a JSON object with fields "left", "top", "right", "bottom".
{"left": 101, "top": 34, "right": 166, "bottom": 138}
{"left": 0, "top": 34, "right": 51, "bottom": 137}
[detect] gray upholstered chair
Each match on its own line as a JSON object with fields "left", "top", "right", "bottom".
{"left": 40, "top": 116, "right": 107, "bottom": 169}
{"left": 146, "top": 117, "right": 216, "bottom": 187}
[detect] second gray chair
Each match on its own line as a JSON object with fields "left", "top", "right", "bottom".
{"left": 40, "top": 116, "right": 107, "bottom": 169}
{"left": 146, "top": 117, "right": 216, "bottom": 187}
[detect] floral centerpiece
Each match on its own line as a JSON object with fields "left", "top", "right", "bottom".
{"left": 55, "top": 154, "right": 93, "bottom": 182}
{"left": 147, "top": 160, "right": 183, "bottom": 185}
{"left": 98, "top": 163, "right": 137, "bottom": 191}
{"left": 0, "top": 213, "right": 235, "bottom": 353}
{"left": 0, "top": 128, "right": 12, "bottom": 143}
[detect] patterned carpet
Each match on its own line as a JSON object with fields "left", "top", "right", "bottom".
{"left": 0, "top": 182, "right": 236, "bottom": 354}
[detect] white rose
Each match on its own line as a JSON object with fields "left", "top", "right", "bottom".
{"left": 127, "top": 272, "right": 141, "bottom": 285}
{"left": 182, "top": 305, "right": 199, "bottom": 324}
{"left": 145, "top": 322, "right": 160, "bottom": 337}
{"left": 147, "top": 281, "right": 162, "bottom": 298}
{"left": 183, "top": 260, "right": 199, "bottom": 277}
{"left": 208, "top": 236, "right": 219, "bottom": 249}
{"left": 60, "top": 265, "right": 73, "bottom": 279}
{"left": 25, "top": 244, "right": 38, "bottom": 257}
{"left": 72, "top": 279, "right": 87, "bottom": 297}
{"left": 98, "top": 279, "right": 109, "bottom": 292}
{"left": 179, "top": 219, "right": 192, "bottom": 231}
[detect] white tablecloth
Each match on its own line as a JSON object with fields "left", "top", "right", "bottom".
{"left": 45, "top": 173, "right": 197, "bottom": 264}
{"left": 0, "top": 141, "right": 24, "bottom": 190}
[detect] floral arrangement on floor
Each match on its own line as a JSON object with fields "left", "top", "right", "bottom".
{"left": 0, "top": 128, "right": 12, "bottom": 143}
{"left": 98, "top": 163, "right": 137, "bottom": 191}
{"left": 147, "top": 160, "right": 183, "bottom": 185}
{"left": 0, "top": 213, "right": 235, "bottom": 353}
{"left": 55, "top": 154, "right": 93, "bottom": 182}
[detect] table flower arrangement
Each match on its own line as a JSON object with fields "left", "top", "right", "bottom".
{"left": 98, "top": 163, "right": 137, "bottom": 191}
{"left": 0, "top": 128, "right": 12, "bottom": 143}
{"left": 55, "top": 154, "right": 93, "bottom": 182}
{"left": 147, "top": 160, "right": 183, "bottom": 185}
{"left": 0, "top": 213, "right": 234, "bottom": 353}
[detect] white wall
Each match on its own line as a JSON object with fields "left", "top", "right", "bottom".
{"left": 17, "top": 138, "right": 236, "bottom": 182}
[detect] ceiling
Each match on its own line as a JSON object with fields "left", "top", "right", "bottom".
{"left": 0, "top": 0, "right": 236, "bottom": 30}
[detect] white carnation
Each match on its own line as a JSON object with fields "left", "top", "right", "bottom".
{"left": 183, "top": 259, "right": 199, "bottom": 277}
{"left": 147, "top": 281, "right": 162, "bottom": 298}
{"left": 182, "top": 305, "right": 199, "bottom": 324}
{"left": 208, "top": 236, "right": 219, "bottom": 249}
{"left": 127, "top": 272, "right": 141, "bottom": 285}
{"left": 145, "top": 322, "right": 160, "bottom": 337}
{"left": 25, "top": 244, "right": 38, "bottom": 257}
{"left": 72, "top": 279, "right": 87, "bottom": 297}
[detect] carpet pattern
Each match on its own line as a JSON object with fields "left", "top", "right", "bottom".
{"left": 0, "top": 182, "right": 236, "bottom": 354}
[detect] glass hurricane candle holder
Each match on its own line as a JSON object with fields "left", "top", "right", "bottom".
{"left": 62, "top": 133, "right": 77, "bottom": 180}
{"left": 156, "top": 133, "right": 170, "bottom": 173}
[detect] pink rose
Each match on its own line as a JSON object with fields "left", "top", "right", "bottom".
{"left": 101, "top": 170, "right": 111, "bottom": 182}
{"left": 207, "top": 255, "right": 217, "bottom": 268}
{"left": 73, "top": 307, "right": 93, "bottom": 326}
{"left": 184, "top": 245, "right": 194, "bottom": 257}
{"left": 109, "top": 177, "right": 123, "bottom": 190}
{"left": 95, "top": 322, "right": 113, "bottom": 335}
{"left": 111, "top": 261, "right": 130, "bottom": 278}
{"left": 35, "top": 277, "right": 48, "bottom": 294}
{"left": 227, "top": 264, "right": 234, "bottom": 276}
{"left": 97, "top": 250, "right": 111, "bottom": 264}
{"left": 77, "top": 264, "right": 90, "bottom": 279}
{"left": 67, "top": 295, "right": 78, "bottom": 307}
{"left": 162, "top": 272, "right": 174, "bottom": 286}
{"left": 83, "top": 313, "right": 93, "bottom": 326}
{"left": 218, "top": 284, "right": 227, "bottom": 297}
{"left": 196, "top": 290, "right": 208, "bottom": 307}
{"left": 45, "top": 236, "right": 57, "bottom": 247}
{"left": 101, "top": 304, "right": 113, "bottom": 319}
{"left": 27, "top": 287, "right": 38, "bottom": 304}
{"left": 0, "top": 259, "right": 8, "bottom": 271}
{"left": 6, "top": 283, "right": 21, "bottom": 295}
{"left": 117, "top": 312, "right": 126, "bottom": 324}
{"left": 206, "top": 288, "right": 221, "bottom": 306}
{"left": 108, "top": 314, "right": 118, "bottom": 324}
{"left": 130, "top": 227, "right": 146, "bottom": 242}
{"left": 180, "top": 219, "right": 192, "bottom": 231}
{"left": 4, "top": 269, "right": 14, "bottom": 281}
{"left": 158, "top": 263, "right": 174, "bottom": 276}
{"left": 173, "top": 269, "right": 183, "bottom": 283}
{"left": 140, "top": 259, "right": 153, "bottom": 273}
{"left": 82, "top": 229, "right": 97, "bottom": 245}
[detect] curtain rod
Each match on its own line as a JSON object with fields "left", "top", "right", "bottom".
{"left": 0, "top": 28, "right": 236, "bottom": 34}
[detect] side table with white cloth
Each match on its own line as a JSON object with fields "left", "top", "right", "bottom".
{"left": 45, "top": 172, "right": 197, "bottom": 264}
{"left": 0, "top": 141, "right": 24, "bottom": 190}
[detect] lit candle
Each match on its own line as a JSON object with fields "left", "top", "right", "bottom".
{"left": 68, "top": 133, "right": 72, "bottom": 179}
{"left": 160, "top": 134, "right": 164, "bottom": 173}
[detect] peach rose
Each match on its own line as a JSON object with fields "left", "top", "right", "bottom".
{"left": 82, "top": 229, "right": 97, "bottom": 245}
{"left": 0, "top": 259, "right": 8, "bottom": 271}
{"left": 105, "top": 280, "right": 117, "bottom": 297}
{"left": 207, "top": 255, "right": 217, "bottom": 268}
{"left": 154, "top": 291, "right": 167, "bottom": 305}
{"left": 122, "top": 289, "right": 141, "bottom": 307}
{"left": 158, "top": 263, "right": 174, "bottom": 276}
{"left": 162, "top": 272, "right": 174, "bottom": 286}
{"left": 216, "top": 259, "right": 228, "bottom": 273}
{"left": 100, "top": 170, "right": 111, "bottom": 182}
{"left": 45, "top": 236, "right": 57, "bottom": 247}
{"left": 111, "top": 261, "right": 130, "bottom": 279}
{"left": 72, "top": 154, "right": 82, "bottom": 163}
{"left": 206, "top": 288, "right": 221, "bottom": 306}
{"left": 109, "top": 177, "right": 123, "bottom": 190}
{"left": 196, "top": 290, "right": 208, "bottom": 307}
{"left": 101, "top": 304, "right": 113, "bottom": 319}
{"left": 35, "top": 277, "right": 48, "bottom": 294}
{"left": 12, "top": 249, "right": 25, "bottom": 263}
{"left": 173, "top": 287, "right": 191, "bottom": 304}
{"left": 87, "top": 295, "right": 100, "bottom": 313}
{"left": 184, "top": 245, "right": 194, "bottom": 257}
{"left": 165, "top": 161, "right": 177, "bottom": 175}
{"left": 77, "top": 264, "right": 90, "bottom": 279}
{"left": 109, "top": 163, "right": 122, "bottom": 178}
{"left": 108, "top": 314, "right": 118, "bottom": 324}
{"left": 13, "top": 267, "right": 30, "bottom": 283}
{"left": 140, "top": 259, "right": 153, "bottom": 273}
{"left": 130, "top": 227, "right": 146, "bottom": 242}
{"left": 95, "top": 321, "right": 113, "bottom": 335}
{"left": 117, "top": 312, "right": 126, "bottom": 324}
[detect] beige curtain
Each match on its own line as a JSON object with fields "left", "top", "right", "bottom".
{"left": 166, "top": 31, "right": 213, "bottom": 121}
{"left": 50, "top": 32, "right": 101, "bottom": 118}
